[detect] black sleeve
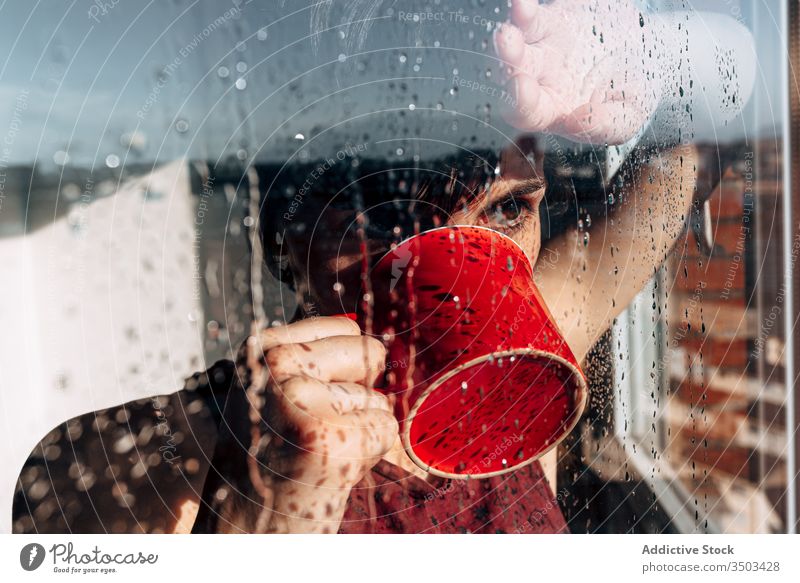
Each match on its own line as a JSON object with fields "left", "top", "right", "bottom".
{"left": 12, "top": 359, "right": 236, "bottom": 534}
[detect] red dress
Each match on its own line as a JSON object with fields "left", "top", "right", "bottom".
{"left": 341, "top": 457, "right": 568, "bottom": 533}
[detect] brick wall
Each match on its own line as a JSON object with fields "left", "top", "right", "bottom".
{"left": 664, "top": 140, "right": 787, "bottom": 533}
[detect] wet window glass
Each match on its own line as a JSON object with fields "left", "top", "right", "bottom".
{"left": 2, "top": 0, "right": 796, "bottom": 536}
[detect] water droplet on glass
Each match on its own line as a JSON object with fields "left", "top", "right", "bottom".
{"left": 53, "top": 150, "right": 70, "bottom": 166}
{"left": 234, "top": 78, "right": 247, "bottom": 90}
{"left": 217, "top": 66, "right": 230, "bottom": 78}
{"left": 62, "top": 183, "right": 80, "bottom": 201}
{"left": 175, "top": 119, "right": 190, "bottom": 133}
{"left": 120, "top": 131, "right": 146, "bottom": 151}
{"left": 105, "top": 154, "right": 120, "bottom": 168}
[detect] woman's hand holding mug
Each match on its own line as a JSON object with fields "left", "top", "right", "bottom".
{"left": 208, "top": 317, "right": 397, "bottom": 533}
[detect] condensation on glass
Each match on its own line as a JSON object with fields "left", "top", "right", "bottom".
{"left": 1, "top": 0, "right": 794, "bottom": 535}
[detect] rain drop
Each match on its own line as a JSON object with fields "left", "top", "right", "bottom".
{"left": 53, "top": 150, "right": 70, "bottom": 166}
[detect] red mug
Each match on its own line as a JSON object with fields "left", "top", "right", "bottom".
{"left": 361, "top": 225, "right": 588, "bottom": 479}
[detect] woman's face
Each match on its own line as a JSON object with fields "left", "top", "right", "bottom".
{"left": 284, "top": 147, "right": 545, "bottom": 317}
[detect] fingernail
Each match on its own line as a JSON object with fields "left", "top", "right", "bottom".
{"left": 332, "top": 312, "right": 359, "bottom": 321}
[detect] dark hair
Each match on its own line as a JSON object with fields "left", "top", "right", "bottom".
{"left": 252, "top": 134, "right": 593, "bottom": 289}
{"left": 257, "top": 147, "right": 508, "bottom": 289}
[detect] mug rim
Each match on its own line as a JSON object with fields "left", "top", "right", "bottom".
{"left": 400, "top": 347, "right": 589, "bottom": 481}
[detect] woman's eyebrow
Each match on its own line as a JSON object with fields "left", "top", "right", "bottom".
{"left": 486, "top": 177, "right": 546, "bottom": 203}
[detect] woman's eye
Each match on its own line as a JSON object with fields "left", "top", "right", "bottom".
{"left": 485, "top": 197, "right": 531, "bottom": 229}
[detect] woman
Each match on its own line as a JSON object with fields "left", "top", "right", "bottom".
{"left": 13, "top": 0, "right": 752, "bottom": 534}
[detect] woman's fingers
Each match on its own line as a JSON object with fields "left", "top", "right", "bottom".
{"left": 496, "top": 24, "right": 545, "bottom": 79}
{"left": 265, "top": 335, "right": 386, "bottom": 384}
{"left": 275, "top": 377, "right": 392, "bottom": 421}
{"left": 256, "top": 316, "right": 361, "bottom": 352}
{"left": 340, "top": 409, "right": 399, "bottom": 460}
{"left": 495, "top": 23, "right": 526, "bottom": 68}
{"left": 510, "top": 0, "right": 548, "bottom": 43}
{"left": 266, "top": 376, "right": 398, "bottom": 477}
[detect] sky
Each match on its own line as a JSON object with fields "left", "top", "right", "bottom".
{"left": 0, "top": 0, "right": 788, "bottom": 170}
